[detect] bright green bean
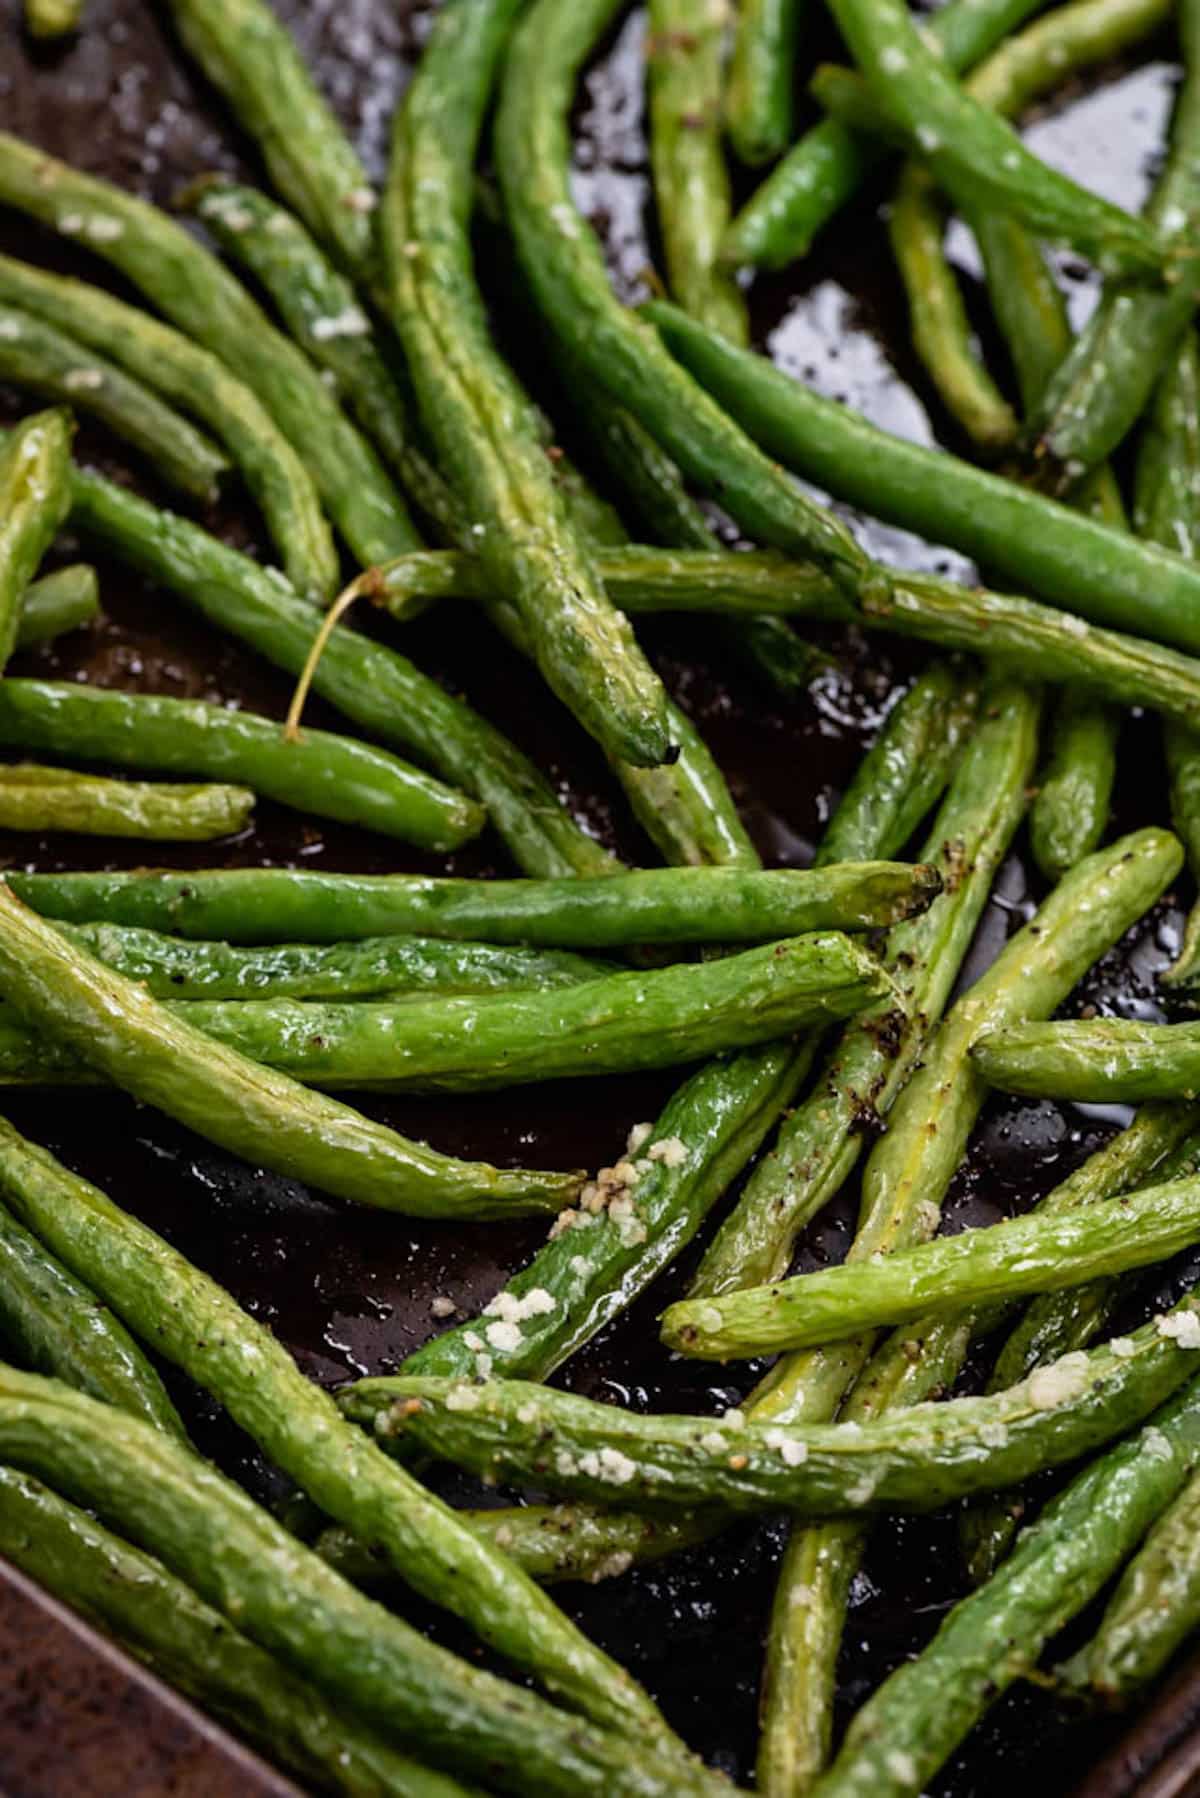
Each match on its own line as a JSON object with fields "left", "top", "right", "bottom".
{"left": 648, "top": 0, "right": 747, "bottom": 344}
{"left": 0, "top": 410, "right": 71, "bottom": 672}
{"left": 0, "top": 253, "right": 336, "bottom": 602}
{"left": 0, "top": 765, "right": 253, "bottom": 841}
{"left": 0, "top": 680, "right": 482, "bottom": 851}
{"left": 972, "top": 1017, "right": 1200, "bottom": 1099}
{"left": 726, "top": 0, "right": 806, "bottom": 167}
{"left": 1136, "top": 333, "right": 1200, "bottom": 558}
{"left": 0, "top": 883, "right": 580, "bottom": 1219}
{"left": 15, "top": 565, "right": 99, "bottom": 649}
{"left": 1030, "top": 690, "right": 1118, "bottom": 880}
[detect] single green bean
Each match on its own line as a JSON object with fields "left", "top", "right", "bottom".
{"left": 813, "top": 661, "right": 980, "bottom": 868}
{"left": 721, "top": 0, "right": 1045, "bottom": 267}
{"left": 1136, "top": 333, "right": 1200, "bottom": 557}
{"left": 646, "top": 301, "right": 1200, "bottom": 656}
{"left": 0, "top": 1368, "right": 721, "bottom": 1794}
{"left": 383, "top": 0, "right": 673, "bottom": 772}
{"left": 0, "top": 1124, "right": 691, "bottom": 1763}
{"left": 972, "top": 1017, "right": 1200, "bottom": 1099}
{"left": 184, "top": 180, "right": 460, "bottom": 544}
{"left": 663, "top": 1176, "right": 1200, "bottom": 1357}
{"left": 0, "top": 765, "right": 253, "bottom": 841}
{"left": 0, "top": 410, "right": 71, "bottom": 671}
{"left": 0, "top": 133, "right": 417, "bottom": 573}
{"left": 345, "top": 1295, "right": 1200, "bottom": 1513}
{"left": 158, "top": 0, "right": 377, "bottom": 276}
{"left": 807, "top": 1379, "right": 1200, "bottom": 1798}
{"left": 494, "top": 0, "right": 877, "bottom": 596}
{"left": 1030, "top": 690, "right": 1118, "bottom": 880}
{"left": 1063, "top": 1463, "right": 1200, "bottom": 1697}
{"left": 56, "top": 460, "right": 617, "bottom": 878}
{"left": 0, "top": 1467, "right": 472, "bottom": 1798}
{"left": 1028, "top": 0, "right": 1200, "bottom": 490}
{"left": 960, "top": 1109, "right": 1200, "bottom": 1586}
{"left": 0, "top": 1197, "right": 184, "bottom": 1439}
{"left": 726, "top": 0, "right": 806, "bottom": 167}
{"left": 648, "top": 0, "right": 747, "bottom": 343}
{"left": 23, "top": 0, "right": 82, "bottom": 36}
{"left": 692, "top": 677, "right": 1036, "bottom": 1297}
{"left": 6, "top": 861, "right": 938, "bottom": 947}
{"left": 0, "top": 680, "right": 482, "bottom": 851}
{"left": 52, "top": 923, "right": 617, "bottom": 1002}
{"left": 0, "top": 884, "right": 580, "bottom": 1219}
{"left": 15, "top": 564, "right": 99, "bottom": 649}
{"left": 371, "top": 541, "right": 1200, "bottom": 732}
{"left": 888, "top": 162, "right": 1019, "bottom": 453}
{"left": 0, "top": 253, "right": 336, "bottom": 602}
{"left": 0, "top": 304, "right": 228, "bottom": 501}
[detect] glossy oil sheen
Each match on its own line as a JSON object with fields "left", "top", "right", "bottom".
{"left": 0, "top": 1, "right": 1187, "bottom": 1792}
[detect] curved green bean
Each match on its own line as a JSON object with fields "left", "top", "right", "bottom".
{"left": 0, "top": 133, "right": 417, "bottom": 573}
{"left": 0, "top": 883, "right": 580, "bottom": 1219}
{"left": 494, "top": 0, "right": 877, "bottom": 596}
{"left": 382, "top": 0, "right": 673, "bottom": 772}
{"left": 53, "top": 923, "right": 617, "bottom": 1002}
{"left": 722, "top": 0, "right": 1044, "bottom": 267}
{"left": 6, "top": 861, "right": 938, "bottom": 946}
{"left": 0, "top": 1368, "right": 718, "bottom": 1794}
{"left": 0, "top": 1467, "right": 472, "bottom": 1798}
{"left": 16, "top": 565, "right": 99, "bottom": 649}
{"left": 0, "top": 765, "right": 253, "bottom": 841}
{"left": 0, "top": 679, "right": 482, "bottom": 851}
{"left": 807, "top": 1380, "right": 1200, "bottom": 1798}
{"left": 726, "top": 0, "right": 806, "bottom": 167}
{"left": 0, "top": 254, "right": 336, "bottom": 603}
{"left": 344, "top": 1297, "right": 1200, "bottom": 1513}
{"left": 0, "top": 304, "right": 228, "bottom": 501}
{"left": 0, "top": 1124, "right": 691, "bottom": 1763}
{"left": 645, "top": 301, "right": 1200, "bottom": 656}
{"left": 972, "top": 1017, "right": 1200, "bottom": 1099}
{"left": 648, "top": 0, "right": 747, "bottom": 343}
{"left": 0, "top": 409, "right": 72, "bottom": 672}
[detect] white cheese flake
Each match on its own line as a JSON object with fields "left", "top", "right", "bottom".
{"left": 1157, "top": 1310, "right": 1200, "bottom": 1349}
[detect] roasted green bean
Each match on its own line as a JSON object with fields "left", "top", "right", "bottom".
{"left": 0, "top": 410, "right": 72, "bottom": 672}
{"left": 15, "top": 565, "right": 98, "bottom": 649}
{"left": 726, "top": 0, "right": 806, "bottom": 167}
{"left": 0, "top": 765, "right": 253, "bottom": 841}
{"left": 972, "top": 1017, "right": 1200, "bottom": 1099}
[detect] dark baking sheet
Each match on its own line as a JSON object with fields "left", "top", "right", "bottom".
{"left": 0, "top": 1, "right": 1194, "bottom": 1792}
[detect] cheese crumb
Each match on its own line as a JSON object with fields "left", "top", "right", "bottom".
{"left": 589, "top": 1550, "right": 634, "bottom": 1583}
{"left": 569, "top": 1255, "right": 591, "bottom": 1276}
{"left": 310, "top": 307, "right": 370, "bottom": 340}
{"left": 484, "top": 1319, "right": 522, "bottom": 1353}
{"left": 1143, "top": 1426, "right": 1173, "bottom": 1459}
{"left": 445, "top": 1384, "right": 480, "bottom": 1412}
{"left": 430, "top": 1295, "right": 456, "bottom": 1318}
{"left": 700, "top": 1431, "right": 728, "bottom": 1455}
{"left": 885, "top": 1750, "right": 918, "bottom": 1784}
{"left": 723, "top": 1408, "right": 746, "bottom": 1429}
{"left": 463, "top": 1331, "right": 484, "bottom": 1352}
{"left": 1157, "top": 1310, "right": 1200, "bottom": 1349}
{"left": 343, "top": 187, "right": 377, "bottom": 214}
{"left": 780, "top": 1438, "right": 808, "bottom": 1467}
{"left": 1110, "top": 1337, "right": 1137, "bottom": 1358}
{"left": 627, "top": 1121, "right": 654, "bottom": 1155}
{"left": 516, "top": 1402, "right": 538, "bottom": 1425}
{"left": 474, "top": 1353, "right": 493, "bottom": 1380}
{"left": 64, "top": 367, "right": 104, "bottom": 391}
{"left": 979, "top": 1421, "right": 1008, "bottom": 1449}
{"left": 1028, "top": 1355, "right": 1091, "bottom": 1410}
{"left": 597, "top": 1446, "right": 637, "bottom": 1484}
{"left": 648, "top": 1135, "right": 688, "bottom": 1169}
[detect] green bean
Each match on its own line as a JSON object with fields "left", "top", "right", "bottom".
{"left": 0, "top": 1468, "right": 472, "bottom": 1798}
{"left": 0, "top": 680, "right": 482, "bottom": 851}
{"left": 975, "top": 211, "right": 1072, "bottom": 418}
{"left": 0, "top": 254, "right": 337, "bottom": 602}
{"left": 1136, "top": 333, "right": 1200, "bottom": 557}
{"left": 6, "top": 861, "right": 937, "bottom": 947}
{"left": 0, "top": 1197, "right": 184, "bottom": 1439}
{"left": 0, "top": 410, "right": 71, "bottom": 672}
{"left": 382, "top": 0, "right": 673, "bottom": 772}
{"left": 0, "top": 765, "right": 253, "bottom": 841}
{"left": 648, "top": 0, "right": 747, "bottom": 344}
{"left": 721, "top": 0, "right": 1045, "bottom": 267}
{"left": 817, "top": 663, "right": 981, "bottom": 867}
{"left": 317, "top": 1506, "right": 707, "bottom": 1589}
{"left": 158, "top": 0, "right": 377, "bottom": 278}
{"left": 1030, "top": 691, "right": 1118, "bottom": 880}
{"left": 344, "top": 1295, "right": 1200, "bottom": 1513}
{"left": 645, "top": 301, "right": 1200, "bottom": 656}
{"left": 807, "top": 1378, "right": 1200, "bottom": 1798}
{"left": 52, "top": 923, "right": 618, "bottom": 1002}
{"left": 494, "top": 0, "right": 877, "bottom": 597}
{"left": 55, "top": 461, "right": 617, "bottom": 878}
{"left": 0, "top": 304, "right": 229, "bottom": 501}
{"left": 15, "top": 565, "right": 99, "bottom": 649}
{"left": 888, "top": 162, "right": 1019, "bottom": 453}
{"left": 184, "top": 181, "right": 460, "bottom": 543}
{"left": 0, "top": 134, "right": 417, "bottom": 576}
{"left": 1063, "top": 1464, "right": 1200, "bottom": 1698}
{"left": 23, "top": 0, "right": 82, "bottom": 36}
{"left": 971, "top": 1017, "right": 1200, "bottom": 1099}
{"left": 960, "top": 1110, "right": 1200, "bottom": 1586}
{"left": 372, "top": 540, "right": 1200, "bottom": 730}
{"left": 0, "top": 884, "right": 580, "bottom": 1219}
{"left": 726, "top": 0, "right": 805, "bottom": 167}
{"left": 664, "top": 1176, "right": 1200, "bottom": 1357}
{"left": 1028, "top": 0, "right": 1200, "bottom": 490}
{"left": 0, "top": 1125, "right": 692, "bottom": 1764}
{"left": 691, "top": 677, "right": 1035, "bottom": 1298}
